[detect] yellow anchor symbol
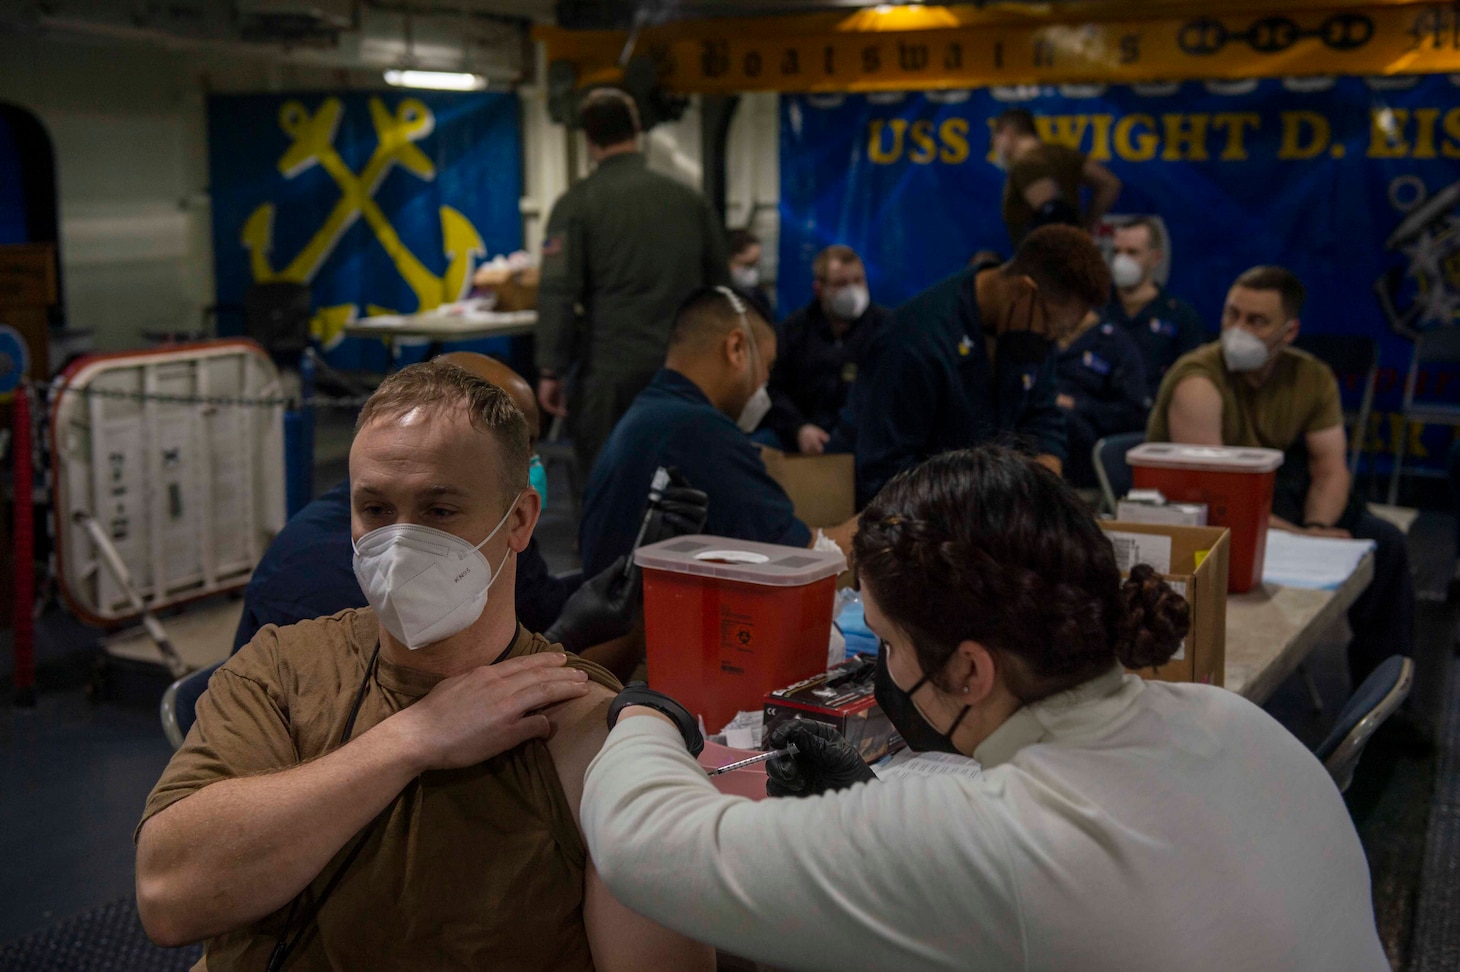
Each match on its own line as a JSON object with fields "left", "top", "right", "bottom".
{"left": 241, "top": 96, "right": 486, "bottom": 321}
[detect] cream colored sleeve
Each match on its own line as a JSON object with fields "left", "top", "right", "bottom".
{"left": 581, "top": 718, "right": 1026, "bottom": 972}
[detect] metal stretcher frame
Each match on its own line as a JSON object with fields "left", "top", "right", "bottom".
{"left": 48, "top": 339, "right": 286, "bottom": 627}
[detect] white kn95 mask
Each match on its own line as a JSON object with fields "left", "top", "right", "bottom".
{"left": 352, "top": 497, "right": 520, "bottom": 649}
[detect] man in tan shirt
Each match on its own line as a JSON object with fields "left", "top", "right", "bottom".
{"left": 134, "top": 361, "right": 712, "bottom": 970}
{"left": 1148, "top": 266, "right": 1415, "bottom": 692}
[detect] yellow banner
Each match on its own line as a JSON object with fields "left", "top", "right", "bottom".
{"left": 537, "top": 3, "right": 1460, "bottom": 92}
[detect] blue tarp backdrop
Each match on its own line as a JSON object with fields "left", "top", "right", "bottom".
{"left": 0, "top": 116, "right": 28, "bottom": 244}
{"left": 780, "top": 77, "right": 1460, "bottom": 472}
{"left": 208, "top": 90, "right": 523, "bottom": 371}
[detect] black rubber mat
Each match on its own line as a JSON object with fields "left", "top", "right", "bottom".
{"left": 1410, "top": 610, "right": 1460, "bottom": 972}
{"left": 0, "top": 896, "right": 201, "bottom": 971}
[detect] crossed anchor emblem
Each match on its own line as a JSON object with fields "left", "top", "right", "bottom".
{"left": 242, "top": 96, "right": 485, "bottom": 320}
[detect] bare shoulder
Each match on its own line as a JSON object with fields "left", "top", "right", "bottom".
{"left": 544, "top": 682, "right": 615, "bottom": 830}
{"left": 1173, "top": 372, "right": 1222, "bottom": 401}
{"left": 1169, "top": 373, "right": 1224, "bottom": 422}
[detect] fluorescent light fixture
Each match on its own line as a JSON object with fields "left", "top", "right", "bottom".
{"left": 383, "top": 69, "right": 486, "bottom": 91}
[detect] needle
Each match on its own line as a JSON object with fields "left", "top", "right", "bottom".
{"left": 706, "top": 744, "right": 799, "bottom": 776}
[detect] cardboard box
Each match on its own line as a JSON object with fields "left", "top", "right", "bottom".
{"left": 1100, "top": 521, "right": 1230, "bottom": 686}
{"left": 473, "top": 264, "right": 539, "bottom": 310}
{"left": 0, "top": 244, "right": 56, "bottom": 411}
{"left": 758, "top": 447, "right": 854, "bottom": 528}
{"left": 763, "top": 655, "right": 904, "bottom": 763}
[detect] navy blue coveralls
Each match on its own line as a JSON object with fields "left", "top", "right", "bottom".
{"left": 851, "top": 268, "right": 1067, "bottom": 507}
{"left": 579, "top": 369, "right": 811, "bottom": 578}
{"left": 1104, "top": 285, "right": 1205, "bottom": 401}
{"left": 1055, "top": 321, "right": 1150, "bottom": 487}
{"left": 763, "top": 299, "right": 891, "bottom": 451}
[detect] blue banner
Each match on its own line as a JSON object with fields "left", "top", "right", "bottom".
{"left": 0, "top": 116, "right": 28, "bottom": 245}
{"left": 780, "top": 78, "right": 1460, "bottom": 473}
{"left": 208, "top": 91, "right": 522, "bottom": 370}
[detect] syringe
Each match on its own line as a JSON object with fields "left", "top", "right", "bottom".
{"left": 706, "top": 744, "right": 799, "bottom": 776}
{"left": 621, "top": 466, "right": 673, "bottom": 584}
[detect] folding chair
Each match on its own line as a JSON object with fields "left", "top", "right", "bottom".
{"left": 1312, "top": 655, "right": 1414, "bottom": 792}
{"left": 1092, "top": 431, "right": 1146, "bottom": 515}
{"left": 1389, "top": 327, "right": 1460, "bottom": 504}
{"left": 1293, "top": 334, "right": 1378, "bottom": 479}
{"left": 161, "top": 662, "right": 222, "bottom": 750}
{"left": 244, "top": 281, "right": 313, "bottom": 366}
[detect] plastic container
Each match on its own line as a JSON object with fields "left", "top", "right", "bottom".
{"left": 836, "top": 593, "right": 879, "bottom": 660}
{"left": 1127, "top": 443, "right": 1284, "bottom": 593}
{"left": 635, "top": 535, "right": 847, "bottom": 733}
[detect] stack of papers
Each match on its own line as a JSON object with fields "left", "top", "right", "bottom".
{"left": 1261, "top": 530, "right": 1376, "bottom": 589}
{"left": 876, "top": 749, "right": 983, "bottom": 783}
{"left": 716, "top": 710, "right": 765, "bottom": 750}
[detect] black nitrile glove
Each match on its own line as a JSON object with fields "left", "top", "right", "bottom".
{"left": 544, "top": 555, "right": 640, "bottom": 653}
{"left": 765, "top": 719, "right": 877, "bottom": 798}
{"left": 607, "top": 682, "right": 704, "bottom": 756}
{"left": 641, "top": 468, "right": 709, "bottom": 548}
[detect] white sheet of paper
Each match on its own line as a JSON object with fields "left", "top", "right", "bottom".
{"left": 876, "top": 749, "right": 983, "bottom": 783}
{"left": 1105, "top": 530, "right": 1173, "bottom": 575}
{"left": 1261, "top": 530, "right": 1376, "bottom": 590}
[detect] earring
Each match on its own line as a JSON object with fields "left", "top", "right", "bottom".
{"left": 962, "top": 685, "right": 970, "bottom": 694}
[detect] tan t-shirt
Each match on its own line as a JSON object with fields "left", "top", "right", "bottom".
{"left": 1146, "top": 340, "right": 1344, "bottom": 449}
{"left": 1002, "top": 143, "right": 1086, "bottom": 244}
{"left": 139, "top": 609, "right": 621, "bottom": 972}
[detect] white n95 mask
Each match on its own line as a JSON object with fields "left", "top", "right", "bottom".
{"left": 718, "top": 284, "right": 773, "bottom": 433}
{"left": 1110, "top": 253, "right": 1144, "bottom": 289}
{"left": 829, "top": 284, "right": 870, "bottom": 321}
{"left": 731, "top": 265, "right": 760, "bottom": 289}
{"left": 1221, "top": 327, "right": 1274, "bottom": 373}
{"left": 738, "top": 384, "right": 772, "bottom": 433}
{"left": 352, "top": 498, "right": 520, "bottom": 649}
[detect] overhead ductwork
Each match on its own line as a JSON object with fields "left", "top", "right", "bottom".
{"left": 235, "top": 0, "right": 357, "bottom": 44}
{"left": 0, "top": 0, "right": 537, "bottom": 81}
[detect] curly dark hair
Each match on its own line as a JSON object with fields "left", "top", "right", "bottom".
{"left": 853, "top": 447, "right": 1190, "bottom": 702}
{"left": 1006, "top": 225, "right": 1112, "bottom": 309}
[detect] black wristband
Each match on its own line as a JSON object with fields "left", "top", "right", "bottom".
{"left": 607, "top": 683, "right": 704, "bottom": 756}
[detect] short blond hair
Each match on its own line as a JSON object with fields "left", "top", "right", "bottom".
{"left": 356, "top": 361, "right": 531, "bottom": 499}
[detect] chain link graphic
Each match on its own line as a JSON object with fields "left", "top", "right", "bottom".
{"left": 1179, "top": 13, "right": 1375, "bottom": 56}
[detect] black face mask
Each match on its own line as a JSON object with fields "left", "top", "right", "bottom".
{"left": 873, "top": 642, "right": 971, "bottom": 755}
{"left": 998, "top": 289, "right": 1054, "bottom": 366}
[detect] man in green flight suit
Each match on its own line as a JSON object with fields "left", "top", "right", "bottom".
{"left": 536, "top": 88, "right": 729, "bottom": 476}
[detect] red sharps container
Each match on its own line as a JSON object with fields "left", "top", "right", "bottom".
{"left": 634, "top": 535, "right": 846, "bottom": 734}
{"left": 1127, "top": 443, "right": 1284, "bottom": 593}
